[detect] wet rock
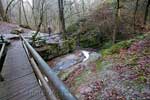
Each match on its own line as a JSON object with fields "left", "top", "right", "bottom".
{"left": 87, "top": 52, "right": 101, "bottom": 62}
{"left": 52, "top": 51, "right": 84, "bottom": 72}
{"left": 3, "top": 34, "right": 19, "bottom": 40}
{"left": 30, "top": 33, "right": 76, "bottom": 60}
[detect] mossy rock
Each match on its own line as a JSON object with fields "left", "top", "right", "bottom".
{"left": 59, "top": 40, "right": 70, "bottom": 54}
{"left": 96, "top": 60, "right": 112, "bottom": 71}
{"left": 79, "top": 33, "right": 99, "bottom": 48}
{"left": 10, "top": 28, "right": 24, "bottom": 35}
{"left": 47, "top": 43, "right": 59, "bottom": 56}
{"left": 43, "top": 38, "right": 76, "bottom": 60}
{"left": 32, "top": 37, "right": 46, "bottom": 47}
{"left": 68, "top": 38, "right": 76, "bottom": 51}
{"left": 19, "top": 24, "right": 31, "bottom": 29}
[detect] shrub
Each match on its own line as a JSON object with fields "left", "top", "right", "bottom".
{"left": 102, "top": 39, "right": 134, "bottom": 56}
{"left": 66, "top": 23, "right": 79, "bottom": 32}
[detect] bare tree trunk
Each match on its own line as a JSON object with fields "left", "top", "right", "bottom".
{"left": 133, "top": 0, "right": 139, "bottom": 32}
{"left": 45, "top": 9, "right": 48, "bottom": 32}
{"left": 0, "top": 0, "right": 5, "bottom": 19}
{"left": 19, "top": 0, "right": 22, "bottom": 25}
{"left": 5, "top": 0, "right": 15, "bottom": 16}
{"left": 0, "top": 0, "right": 8, "bottom": 21}
{"left": 144, "top": 0, "right": 150, "bottom": 25}
{"left": 58, "top": 0, "right": 66, "bottom": 33}
{"left": 81, "top": 0, "right": 85, "bottom": 16}
{"left": 4, "top": 0, "right": 13, "bottom": 22}
{"left": 73, "top": 0, "right": 80, "bottom": 18}
{"left": 113, "top": 0, "right": 120, "bottom": 44}
{"left": 21, "top": 0, "right": 29, "bottom": 26}
{"left": 32, "top": 0, "right": 38, "bottom": 28}
{"left": 0, "top": 0, "right": 15, "bottom": 22}
{"left": 33, "top": 0, "right": 45, "bottom": 39}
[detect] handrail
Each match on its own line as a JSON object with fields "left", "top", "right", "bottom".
{"left": 22, "top": 41, "right": 57, "bottom": 100}
{"left": 21, "top": 35, "right": 77, "bottom": 100}
{"left": 0, "top": 43, "right": 5, "bottom": 60}
{"left": 0, "top": 43, "right": 5, "bottom": 81}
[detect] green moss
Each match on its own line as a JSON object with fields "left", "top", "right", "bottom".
{"left": 102, "top": 39, "right": 134, "bottom": 56}
{"left": 128, "top": 55, "right": 139, "bottom": 65}
{"left": 75, "top": 77, "right": 84, "bottom": 86}
{"left": 42, "top": 38, "right": 76, "bottom": 60}
{"left": 143, "top": 47, "right": 150, "bottom": 55}
{"left": 79, "top": 33, "right": 99, "bottom": 48}
{"left": 96, "top": 60, "right": 111, "bottom": 71}
{"left": 59, "top": 71, "right": 70, "bottom": 80}
{"left": 68, "top": 38, "right": 76, "bottom": 52}
{"left": 137, "top": 75, "right": 147, "bottom": 83}
{"left": 96, "top": 60, "right": 103, "bottom": 70}
{"left": 135, "top": 33, "right": 149, "bottom": 40}
{"left": 59, "top": 40, "right": 70, "bottom": 54}
{"left": 102, "top": 41, "right": 113, "bottom": 49}
{"left": 74, "top": 69, "right": 91, "bottom": 86}
{"left": 47, "top": 43, "right": 59, "bottom": 56}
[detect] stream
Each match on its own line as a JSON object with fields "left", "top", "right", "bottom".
{"left": 49, "top": 50, "right": 100, "bottom": 73}
{"left": 52, "top": 50, "right": 89, "bottom": 72}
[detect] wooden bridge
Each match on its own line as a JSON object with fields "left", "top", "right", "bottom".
{"left": 0, "top": 40, "right": 47, "bottom": 100}
{"left": 0, "top": 36, "right": 77, "bottom": 100}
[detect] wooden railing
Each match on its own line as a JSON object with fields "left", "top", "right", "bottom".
{"left": 21, "top": 35, "right": 77, "bottom": 100}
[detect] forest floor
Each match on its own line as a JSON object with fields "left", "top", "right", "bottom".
{"left": 60, "top": 33, "right": 150, "bottom": 100}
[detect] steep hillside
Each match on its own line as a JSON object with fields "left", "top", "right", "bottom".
{"left": 63, "top": 33, "right": 150, "bottom": 100}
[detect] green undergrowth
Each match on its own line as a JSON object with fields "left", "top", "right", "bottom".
{"left": 101, "top": 33, "right": 148, "bottom": 57}
{"left": 101, "top": 39, "right": 134, "bottom": 56}
{"left": 75, "top": 69, "right": 92, "bottom": 86}
{"left": 96, "top": 33, "right": 148, "bottom": 70}
{"left": 96, "top": 60, "right": 111, "bottom": 71}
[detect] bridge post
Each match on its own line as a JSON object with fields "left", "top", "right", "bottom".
{"left": 0, "top": 74, "right": 4, "bottom": 81}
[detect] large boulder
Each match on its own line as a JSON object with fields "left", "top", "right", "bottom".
{"left": 19, "top": 24, "right": 31, "bottom": 29}
{"left": 35, "top": 38, "right": 76, "bottom": 60}
{"left": 10, "top": 28, "right": 24, "bottom": 35}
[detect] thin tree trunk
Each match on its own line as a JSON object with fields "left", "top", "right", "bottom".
{"left": 73, "top": 0, "right": 80, "bottom": 18}
{"left": 32, "top": 0, "right": 37, "bottom": 28}
{"left": 144, "top": 0, "right": 150, "bottom": 25}
{"left": 0, "top": 0, "right": 8, "bottom": 21}
{"left": 5, "top": 0, "right": 15, "bottom": 15}
{"left": 45, "top": 9, "right": 48, "bottom": 32}
{"left": 58, "top": 0, "right": 66, "bottom": 33}
{"left": 21, "top": 0, "right": 29, "bottom": 26}
{"left": 19, "top": 0, "right": 22, "bottom": 25}
{"left": 33, "top": 0, "right": 45, "bottom": 39}
{"left": 0, "top": 0, "right": 5, "bottom": 19}
{"left": 133, "top": 0, "right": 139, "bottom": 32}
{"left": 113, "top": 0, "right": 120, "bottom": 44}
{"left": 4, "top": 0, "right": 15, "bottom": 22}
{"left": 81, "top": 0, "right": 85, "bottom": 16}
